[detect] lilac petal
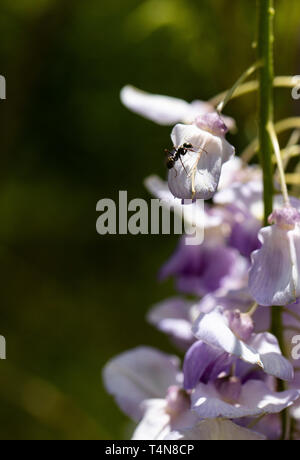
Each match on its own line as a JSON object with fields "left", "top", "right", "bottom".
{"left": 197, "top": 289, "right": 254, "bottom": 314}
{"left": 120, "top": 86, "right": 194, "bottom": 126}
{"left": 192, "top": 380, "right": 300, "bottom": 419}
{"left": 147, "top": 298, "right": 194, "bottom": 349}
{"left": 248, "top": 333, "right": 294, "bottom": 382}
{"left": 103, "top": 347, "right": 181, "bottom": 421}
{"left": 191, "top": 100, "right": 236, "bottom": 132}
{"left": 166, "top": 419, "right": 265, "bottom": 440}
{"left": 249, "top": 225, "right": 300, "bottom": 306}
{"left": 228, "top": 210, "right": 261, "bottom": 258}
{"left": 192, "top": 309, "right": 263, "bottom": 368}
{"left": 183, "top": 341, "right": 223, "bottom": 390}
{"left": 226, "top": 310, "right": 254, "bottom": 342}
{"left": 239, "top": 381, "right": 300, "bottom": 415}
{"left": 168, "top": 124, "right": 235, "bottom": 200}
{"left": 204, "top": 353, "right": 234, "bottom": 383}
{"left": 160, "top": 236, "right": 248, "bottom": 297}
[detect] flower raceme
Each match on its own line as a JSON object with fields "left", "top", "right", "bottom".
{"left": 103, "top": 69, "right": 300, "bottom": 439}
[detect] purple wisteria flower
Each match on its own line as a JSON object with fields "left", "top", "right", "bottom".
{"left": 214, "top": 178, "right": 263, "bottom": 258}
{"left": 160, "top": 235, "right": 248, "bottom": 297}
{"left": 191, "top": 308, "right": 294, "bottom": 380}
{"left": 145, "top": 174, "right": 232, "bottom": 243}
{"left": 145, "top": 171, "right": 262, "bottom": 259}
{"left": 147, "top": 290, "right": 271, "bottom": 353}
{"left": 182, "top": 332, "right": 299, "bottom": 422}
{"left": 249, "top": 206, "right": 300, "bottom": 306}
{"left": 191, "top": 378, "right": 299, "bottom": 420}
{"left": 106, "top": 42, "right": 300, "bottom": 438}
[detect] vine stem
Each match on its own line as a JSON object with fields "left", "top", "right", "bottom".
{"left": 257, "top": 0, "right": 290, "bottom": 440}
{"left": 217, "top": 61, "right": 262, "bottom": 113}
{"left": 257, "top": 0, "right": 274, "bottom": 225}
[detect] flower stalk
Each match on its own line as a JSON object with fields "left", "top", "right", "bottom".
{"left": 217, "top": 61, "right": 262, "bottom": 114}
{"left": 257, "top": 0, "right": 291, "bottom": 440}
{"left": 257, "top": 0, "right": 274, "bottom": 225}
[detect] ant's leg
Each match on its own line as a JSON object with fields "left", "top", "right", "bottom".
{"left": 186, "top": 146, "right": 209, "bottom": 156}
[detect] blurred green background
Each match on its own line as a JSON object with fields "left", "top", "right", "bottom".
{"left": 0, "top": 0, "right": 300, "bottom": 440}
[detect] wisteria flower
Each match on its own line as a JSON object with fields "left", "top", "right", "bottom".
{"left": 103, "top": 347, "right": 182, "bottom": 421}
{"left": 191, "top": 378, "right": 299, "bottom": 420}
{"left": 132, "top": 386, "right": 198, "bottom": 441}
{"left": 160, "top": 234, "right": 248, "bottom": 297}
{"left": 249, "top": 206, "right": 300, "bottom": 306}
{"left": 103, "top": 347, "right": 198, "bottom": 440}
{"left": 145, "top": 174, "right": 232, "bottom": 243}
{"left": 147, "top": 290, "right": 271, "bottom": 353}
{"left": 167, "top": 121, "right": 235, "bottom": 200}
{"left": 182, "top": 337, "right": 299, "bottom": 422}
{"left": 120, "top": 85, "right": 235, "bottom": 130}
{"left": 191, "top": 308, "right": 294, "bottom": 380}
{"left": 103, "top": 4, "right": 300, "bottom": 439}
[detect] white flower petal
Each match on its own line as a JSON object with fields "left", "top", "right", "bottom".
{"left": 168, "top": 124, "right": 235, "bottom": 200}
{"left": 132, "top": 398, "right": 199, "bottom": 440}
{"left": 103, "top": 347, "right": 181, "bottom": 421}
{"left": 120, "top": 86, "right": 193, "bottom": 125}
{"left": 132, "top": 399, "right": 171, "bottom": 440}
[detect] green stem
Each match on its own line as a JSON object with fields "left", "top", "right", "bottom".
{"left": 209, "top": 76, "right": 300, "bottom": 107}
{"left": 257, "top": 0, "right": 290, "bottom": 441}
{"left": 217, "top": 61, "right": 262, "bottom": 113}
{"left": 257, "top": 0, "right": 274, "bottom": 225}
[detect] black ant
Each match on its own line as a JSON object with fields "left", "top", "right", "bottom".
{"left": 165, "top": 143, "right": 193, "bottom": 174}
